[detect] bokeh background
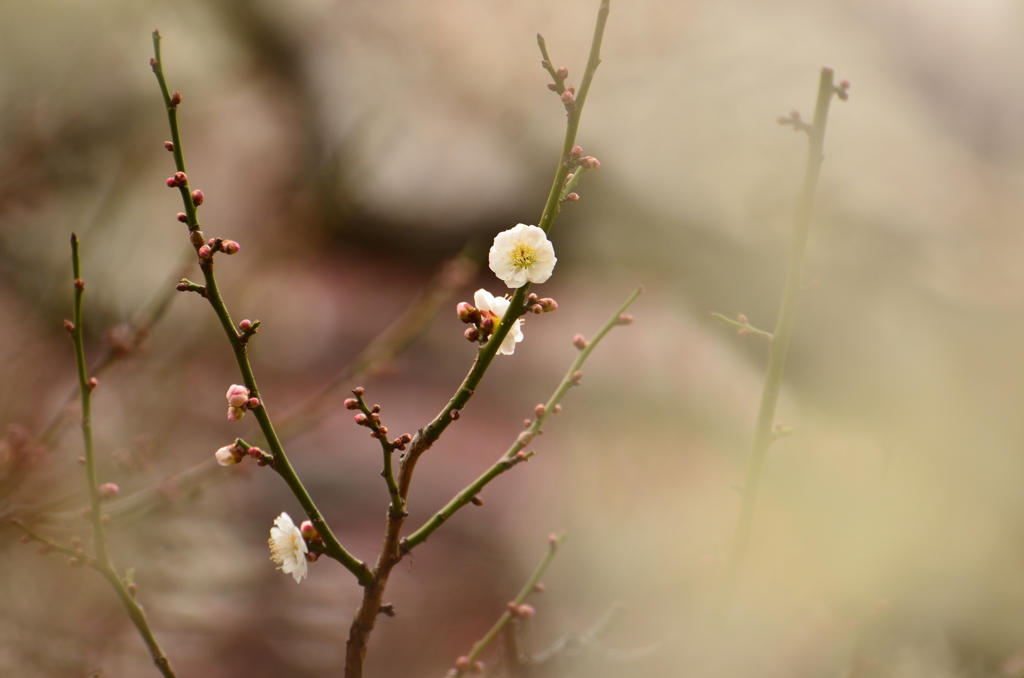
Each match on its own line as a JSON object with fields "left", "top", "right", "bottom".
{"left": 3, "top": 0, "right": 1024, "bottom": 676}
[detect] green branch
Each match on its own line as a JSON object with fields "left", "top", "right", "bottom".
{"left": 402, "top": 287, "right": 641, "bottom": 552}
{"left": 726, "top": 67, "right": 846, "bottom": 582}
{"left": 151, "top": 32, "right": 372, "bottom": 587}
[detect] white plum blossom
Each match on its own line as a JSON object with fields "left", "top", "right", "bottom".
{"left": 215, "top": 443, "right": 243, "bottom": 466}
{"left": 268, "top": 512, "right": 308, "bottom": 583}
{"left": 474, "top": 289, "right": 524, "bottom": 356}
{"left": 488, "top": 224, "right": 556, "bottom": 288}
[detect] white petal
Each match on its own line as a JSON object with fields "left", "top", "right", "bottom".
{"left": 474, "top": 289, "right": 495, "bottom": 312}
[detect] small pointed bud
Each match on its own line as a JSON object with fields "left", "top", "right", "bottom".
{"left": 191, "top": 189, "right": 204, "bottom": 206}
{"left": 534, "top": 404, "right": 546, "bottom": 418}
{"left": 546, "top": 82, "right": 558, "bottom": 91}
{"left": 78, "top": 456, "right": 86, "bottom": 464}
{"left": 573, "top": 334, "right": 588, "bottom": 350}
{"left": 560, "top": 90, "right": 575, "bottom": 106}
{"left": 170, "top": 91, "right": 182, "bottom": 107}
{"left": 176, "top": 212, "right": 188, "bottom": 223}
{"left": 222, "top": 240, "right": 240, "bottom": 255}
{"left": 239, "top": 319, "right": 252, "bottom": 331}
{"left": 371, "top": 404, "right": 381, "bottom": 414}
{"left": 150, "top": 57, "right": 158, "bottom": 68}
{"left": 227, "top": 406, "right": 245, "bottom": 422}
{"left": 548, "top": 533, "right": 559, "bottom": 546}
{"left": 455, "top": 657, "right": 470, "bottom": 671}
{"left": 344, "top": 398, "right": 359, "bottom": 410}
{"left": 306, "top": 550, "right": 321, "bottom": 562}
{"left": 553, "top": 404, "right": 562, "bottom": 414}
{"left": 127, "top": 582, "right": 138, "bottom": 597}
{"left": 226, "top": 384, "right": 250, "bottom": 408}
{"left": 555, "top": 66, "right": 568, "bottom": 80}
{"left": 570, "top": 145, "right": 583, "bottom": 159}
{"left": 401, "top": 433, "right": 412, "bottom": 444}
{"left": 63, "top": 319, "right": 75, "bottom": 333}
{"left": 464, "top": 327, "right": 479, "bottom": 342}
{"left": 565, "top": 192, "right": 579, "bottom": 203}
{"left": 581, "top": 156, "right": 601, "bottom": 170}
{"left": 479, "top": 317, "right": 495, "bottom": 333}
{"left": 506, "top": 601, "right": 519, "bottom": 614}
{"left": 198, "top": 245, "right": 212, "bottom": 260}
{"left": 300, "top": 520, "right": 319, "bottom": 541}
{"left": 570, "top": 371, "right": 583, "bottom": 386}
{"left": 174, "top": 171, "right": 187, "bottom": 185}
{"left": 617, "top": 314, "right": 633, "bottom": 325}
{"left": 246, "top": 398, "right": 260, "bottom": 409}
{"left": 166, "top": 177, "right": 178, "bottom": 188}
{"left": 450, "top": 409, "right": 461, "bottom": 420}
{"left": 97, "top": 482, "right": 120, "bottom": 500}
{"left": 175, "top": 281, "right": 189, "bottom": 292}
{"left": 354, "top": 413, "right": 368, "bottom": 425}
{"left": 352, "top": 387, "right": 365, "bottom": 396}
{"left": 74, "top": 278, "right": 85, "bottom": 291}
{"left": 527, "top": 293, "right": 539, "bottom": 303}
{"left": 164, "top": 141, "right": 174, "bottom": 152}
{"left": 524, "top": 419, "right": 532, "bottom": 428}
{"left": 539, "top": 298, "right": 558, "bottom": 312}
{"left": 533, "top": 582, "right": 545, "bottom": 594}
{"left": 565, "top": 173, "right": 574, "bottom": 183}
{"left": 737, "top": 314, "right": 748, "bottom": 324}
{"left": 839, "top": 79, "right": 850, "bottom": 90}
{"left": 189, "top": 230, "right": 205, "bottom": 247}
{"left": 530, "top": 304, "right": 543, "bottom": 314}
{"left": 567, "top": 84, "right": 576, "bottom": 95}
{"left": 87, "top": 377, "right": 98, "bottom": 391}
{"left": 470, "top": 496, "right": 483, "bottom": 506}
{"left": 515, "top": 451, "right": 529, "bottom": 462}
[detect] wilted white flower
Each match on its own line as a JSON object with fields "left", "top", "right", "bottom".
{"left": 268, "top": 512, "right": 308, "bottom": 583}
{"left": 488, "top": 224, "right": 556, "bottom": 288}
{"left": 474, "top": 289, "right": 523, "bottom": 356}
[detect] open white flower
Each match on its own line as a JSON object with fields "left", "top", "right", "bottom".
{"left": 474, "top": 289, "right": 524, "bottom": 355}
{"left": 268, "top": 512, "right": 308, "bottom": 583}
{"left": 488, "top": 224, "right": 556, "bottom": 288}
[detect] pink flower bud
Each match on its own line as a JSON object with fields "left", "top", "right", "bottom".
{"left": 300, "top": 520, "right": 319, "bottom": 540}
{"left": 534, "top": 404, "right": 546, "bottom": 418}
{"left": 164, "top": 141, "right": 174, "bottom": 151}
{"left": 191, "top": 189, "right": 204, "bottom": 206}
{"left": 226, "top": 384, "right": 250, "bottom": 407}
{"left": 450, "top": 409, "right": 460, "bottom": 420}
{"left": 570, "top": 371, "right": 583, "bottom": 386}
{"left": 455, "top": 657, "right": 470, "bottom": 671}
{"left": 464, "top": 327, "right": 479, "bottom": 342}
{"left": 570, "top": 145, "right": 583, "bottom": 159}
{"left": 176, "top": 212, "right": 188, "bottom": 223}
{"left": 533, "top": 582, "right": 545, "bottom": 593}
{"left": 97, "top": 482, "right": 120, "bottom": 500}
{"left": 344, "top": 398, "right": 359, "bottom": 410}
{"left": 227, "top": 406, "right": 245, "bottom": 422}
{"left": 352, "top": 387, "right": 365, "bottom": 396}
{"left": 87, "top": 377, "right": 98, "bottom": 390}
{"left": 215, "top": 444, "right": 244, "bottom": 466}
{"left": 560, "top": 90, "right": 575, "bottom": 105}
{"left": 174, "top": 171, "right": 187, "bottom": 185}
{"left": 581, "top": 156, "right": 601, "bottom": 170}
{"left": 617, "top": 314, "right": 633, "bottom": 325}
{"left": 166, "top": 177, "right": 177, "bottom": 188}
{"left": 573, "top": 334, "right": 588, "bottom": 350}
{"left": 175, "top": 282, "right": 189, "bottom": 292}
{"left": 239, "top": 319, "right": 252, "bottom": 331}
{"left": 63, "top": 319, "right": 75, "bottom": 333}
{"left": 548, "top": 533, "right": 559, "bottom": 546}
{"left": 555, "top": 67, "right": 568, "bottom": 80}
{"left": 514, "top": 604, "right": 536, "bottom": 619}
{"left": 170, "top": 91, "right": 182, "bottom": 107}
{"left": 456, "top": 302, "right": 478, "bottom": 323}
{"left": 566, "top": 192, "right": 579, "bottom": 203}
{"left": 221, "top": 240, "right": 240, "bottom": 255}
{"left": 354, "top": 413, "right": 368, "bottom": 425}
{"left": 553, "top": 404, "right": 562, "bottom": 414}
{"left": 246, "top": 397, "right": 260, "bottom": 409}
{"left": 479, "top": 317, "right": 494, "bottom": 333}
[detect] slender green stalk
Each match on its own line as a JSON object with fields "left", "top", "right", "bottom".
{"left": 451, "top": 533, "right": 566, "bottom": 677}
{"left": 350, "top": 391, "right": 405, "bottom": 518}
{"left": 710, "top": 312, "right": 774, "bottom": 343}
{"left": 151, "top": 34, "right": 371, "bottom": 586}
{"left": 68, "top": 236, "right": 177, "bottom": 678}
{"left": 402, "top": 287, "right": 642, "bottom": 552}
{"left": 726, "top": 68, "right": 842, "bottom": 582}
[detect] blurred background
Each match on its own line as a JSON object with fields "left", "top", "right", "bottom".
{"left": 3, "top": 0, "right": 1024, "bottom": 676}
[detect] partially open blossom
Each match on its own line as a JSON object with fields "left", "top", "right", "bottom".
{"left": 226, "top": 384, "right": 250, "bottom": 408}
{"left": 269, "top": 512, "right": 308, "bottom": 583}
{"left": 215, "top": 443, "right": 245, "bottom": 466}
{"left": 474, "top": 289, "right": 524, "bottom": 355}
{"left": 227, "top": 406, "right": 246, "bottom": 422}
{"left": 488, "top": 224, "right": 556, "bottom": 289}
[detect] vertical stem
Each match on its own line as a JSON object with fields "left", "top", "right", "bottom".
{"left": 727, "top": 68, "right": 837, "bottom": 582}
{"left": 70, "top": 235, "right": 177, "bottom": 678}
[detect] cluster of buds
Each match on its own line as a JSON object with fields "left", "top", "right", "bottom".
{"left": 345, "top": 388, "right": 413, "bottom": 450}
{"left": 165, "top": 171, "right": 187, "bottom": 188}
{"left": 776, "top": 110, "right": 813, "bottom": 134}
{"left": 834, "top": 78, "right": 851, "bottom": 101}
{"left": 226, "top": 384, "right": 260, "bottom": 422}
{"left": 522, "top": 292, "right": 557, "bottom": 316}
{"left": 507, "top": 601, "right": 537, "bottom": 619}
{"left": 197, "top": 237, "right": 241, "bottom": 260}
